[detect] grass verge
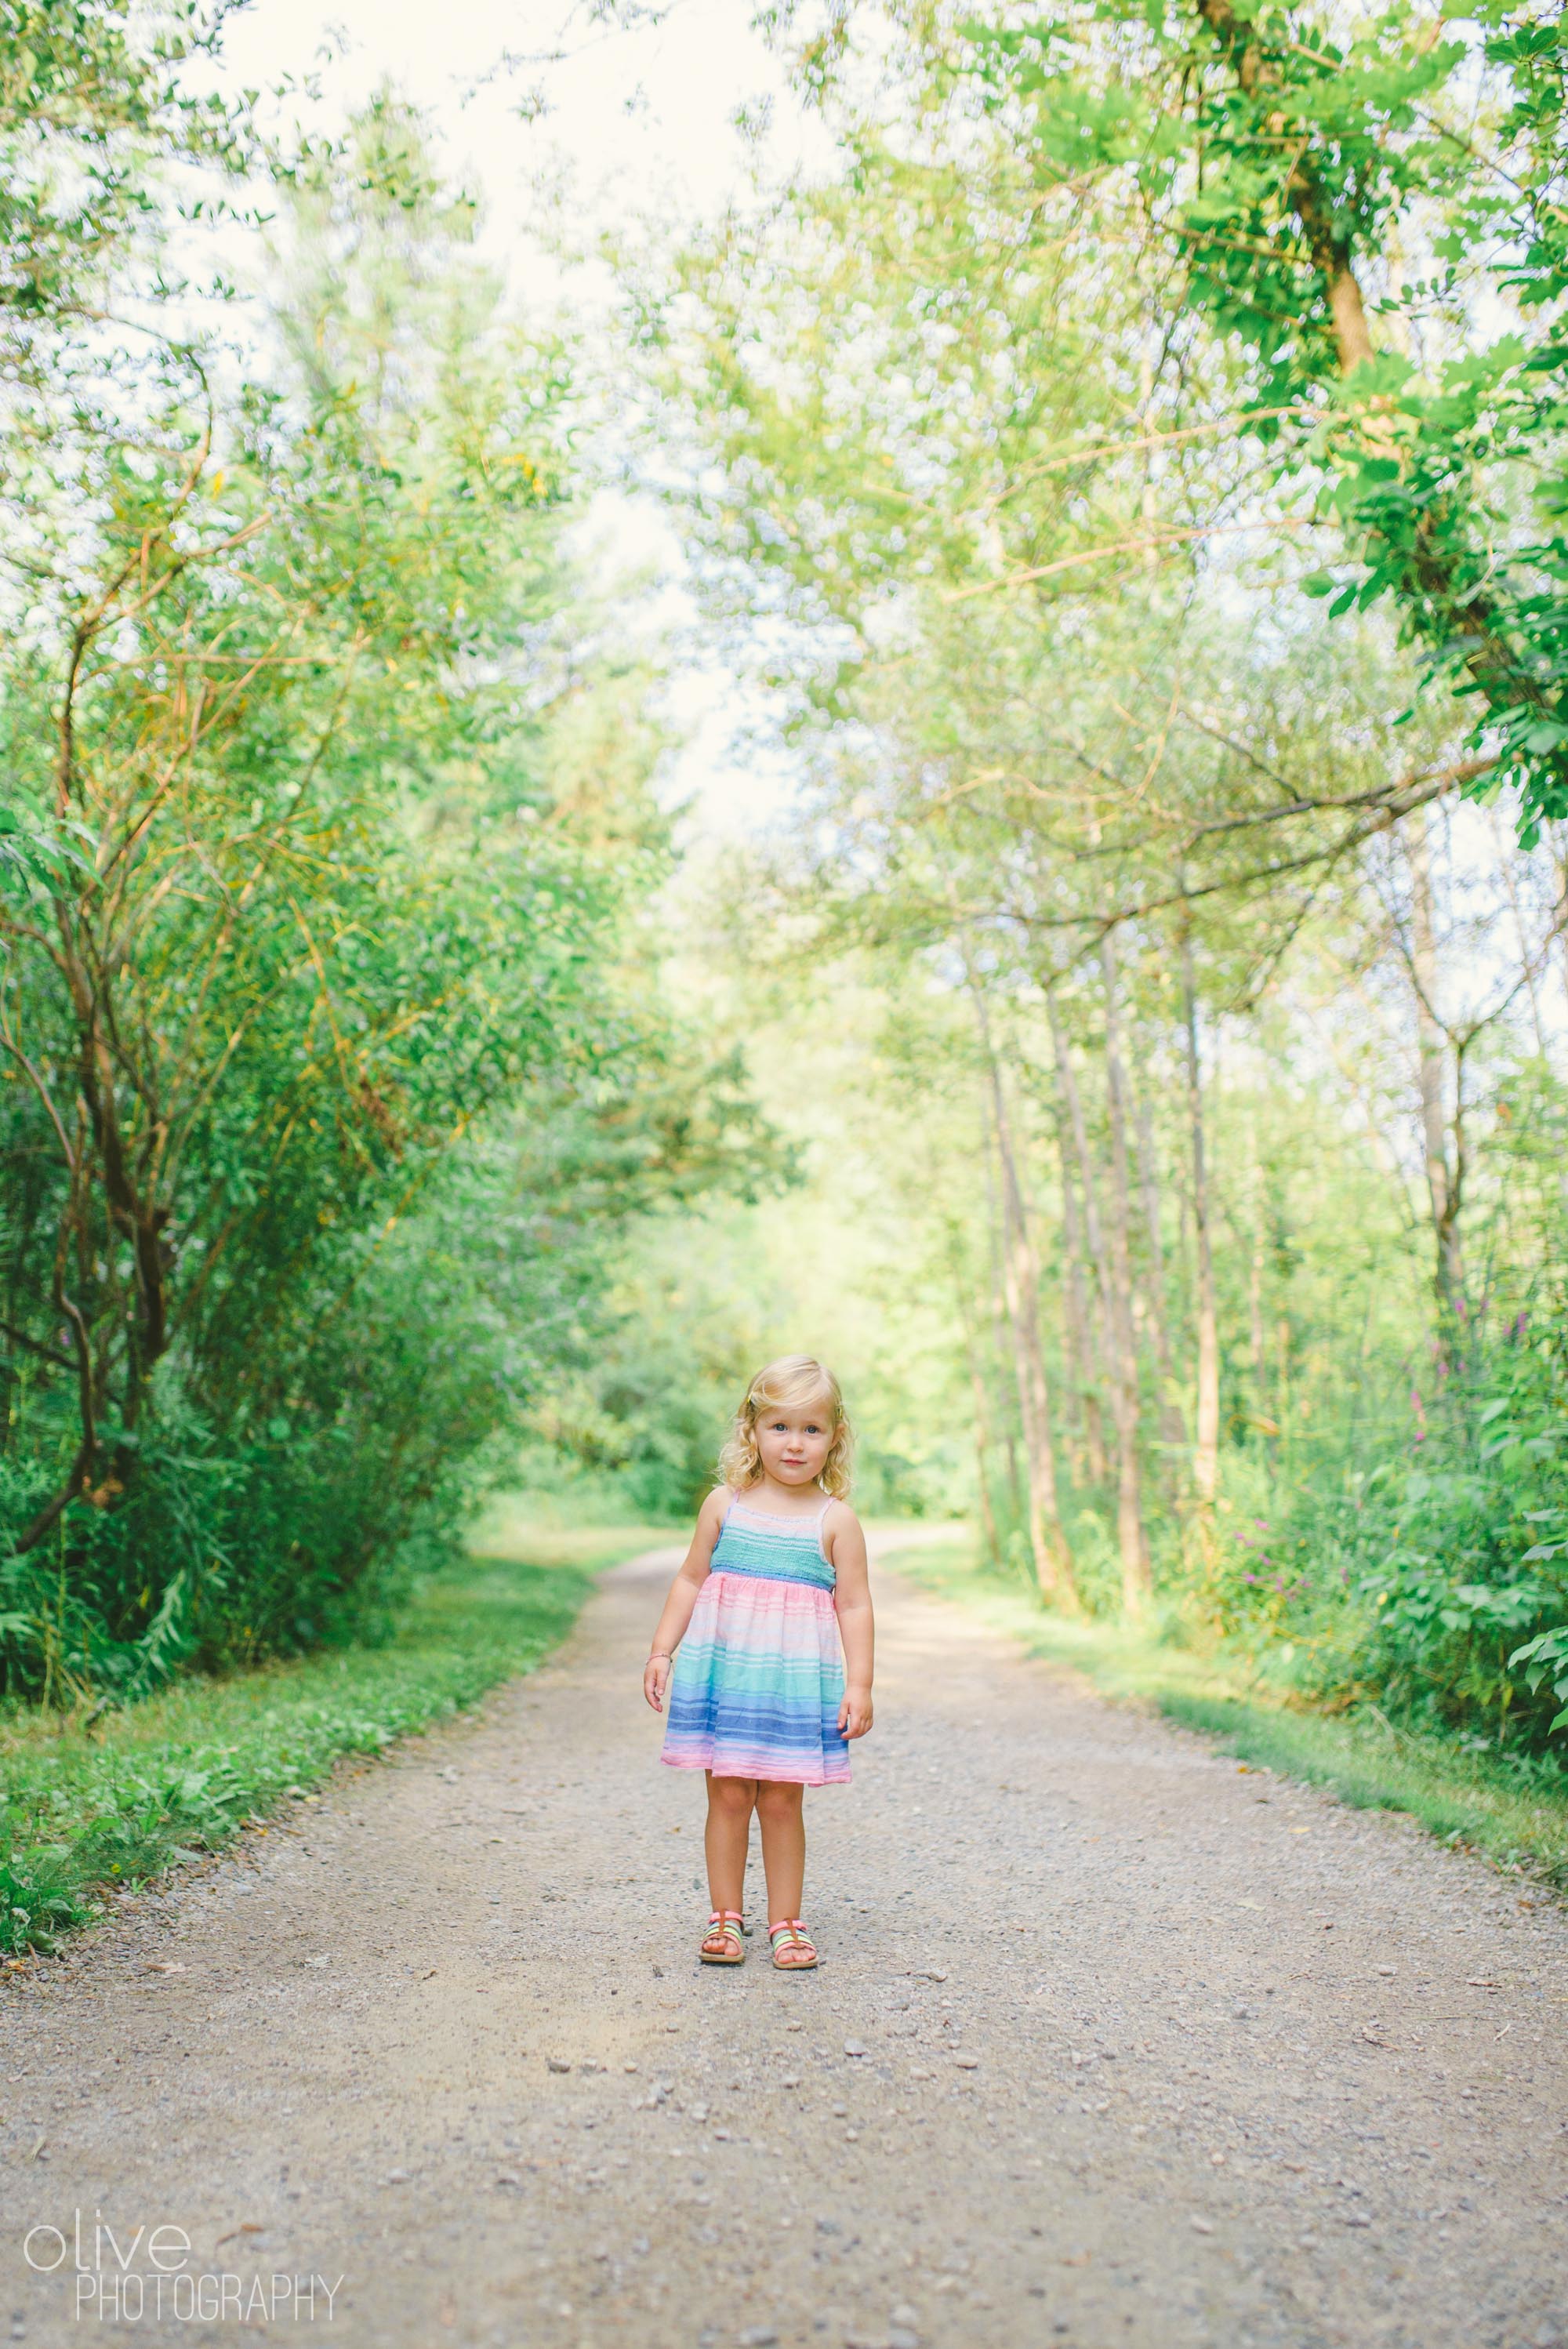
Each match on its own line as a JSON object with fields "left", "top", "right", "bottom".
{"left": 0, "top": 1506, "right": 675, "bottom": 1961}
{"left": 880, "top": 1531, "right": 1568, "bottom": 1893}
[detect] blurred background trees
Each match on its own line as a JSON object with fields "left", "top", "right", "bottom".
{"left": 592, "top": 0, "right": 1568, "bottom": 1759}
{"left": 0, "top": 13, "right": 782, "bottom": 1700}
{"left": 5, "top": 0, "right": 1568, "bottom": 1771}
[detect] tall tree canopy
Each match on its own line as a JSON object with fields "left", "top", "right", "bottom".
{"left": 0, "top": 30, "right": 781, "bottom": 1697}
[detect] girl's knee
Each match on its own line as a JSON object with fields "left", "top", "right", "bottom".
{"left": 754, "top": 1780, "right": 804, "bottom": 1818}
{"left": 708, "top": 1774, "right": 758, "bottom": 1813}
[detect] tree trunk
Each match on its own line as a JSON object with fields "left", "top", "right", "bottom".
{"left": 1056, "top": 1139, "right": 1109, "bottom": 1483}
{"left": 955, "top": 1274, "right": 1004, "bottom": 1569}
{"left": 1131, "top": 1063, "right": 1188, "bottom": 1454}
{"left": 1102, "top": 934, "right": 1183, "bottom": 1464}
{"left": 1097, "top": 936, "right": 1157, "bottom": 1614}
{"left": 975, "top": 1002, "right": 1080, "bottom": 1611}
{"left": 982, "top": 1120, "right": 1024, "bottom": 1516}
{"left": 1406, "top": 811, "right": 1468, "bottom": 1323}
{"left": 1049, "top": 987, "right": 1152, "bottom": 1618}
{"left": 1181, "top": 925, "right": 1220, "bottom": 1509}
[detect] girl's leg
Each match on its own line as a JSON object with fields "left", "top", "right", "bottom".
{"left": 703, "top": 1770, "right": 757, "bottom": 1919}
{"left": 753, "top": 1779, "right": 806, "bottom": 1923}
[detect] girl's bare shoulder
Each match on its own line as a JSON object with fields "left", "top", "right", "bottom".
{"left": 822, "top": 1495, "right": 865, "bottom": 1538}
{"left": 686, "top": 1485, "right": 733, "bottom": 1563}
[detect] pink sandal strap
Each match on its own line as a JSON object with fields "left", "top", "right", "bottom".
{"left": 768, "top": 1918, "right": 816, "bottom": 1959}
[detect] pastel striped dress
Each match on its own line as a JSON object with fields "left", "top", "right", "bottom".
{"left": 660, "top": 1487, "right": 851, "bottom": 1786}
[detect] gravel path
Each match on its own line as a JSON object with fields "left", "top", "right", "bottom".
{"left": 4, "top": 1534, "right": 1567, "bottom": 2349}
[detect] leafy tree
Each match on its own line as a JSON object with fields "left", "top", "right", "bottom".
{"left": 929, "top": 0, "right": 1568, "bottom": 839}
{"left": 0, "top": 0, "right": 250, "bottom": 327}
{"left": 0, "top": 80, "right": 777, "bottom": 1698}
{"left": 608, "top": 2, "right": 1568, "bottom": 1753}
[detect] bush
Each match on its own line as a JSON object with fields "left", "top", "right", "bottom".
{"left": 1206, "top": 1319, "right": 1568, "bottom": 1755}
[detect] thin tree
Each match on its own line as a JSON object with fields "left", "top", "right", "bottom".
{"left": 973, "top": 992, "right": 1081, "bottom": 1610}
{"left": 1404, "top": 812, "right": 1468, "bottom": 1326}
{"left": 1048, "top": 986, "right": 1152, "bottom": 1617}
{"left": 1179, "top": 917, "right": 1221, "bottom": 1508}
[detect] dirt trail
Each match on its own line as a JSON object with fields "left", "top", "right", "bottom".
{"left": 3, "top": 1534, "right": 1566, "bottom": 2349}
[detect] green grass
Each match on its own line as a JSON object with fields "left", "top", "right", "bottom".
{"left": 0, "top": 1505, "right": 676, "bottom": 1960}
{"left": 880, "top": 1531, "right": 1568, "bottom": 1893}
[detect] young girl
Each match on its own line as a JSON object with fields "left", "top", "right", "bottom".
{"left": 643, "top": 1354, "right": 873, "bottom": 1970}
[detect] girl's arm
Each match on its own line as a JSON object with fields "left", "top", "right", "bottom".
{"left": 643, "top": 1486, "right": 729, "bottom": 1713}
{"left": 826, "top": 1505, "right": 874, "bottom": 1739}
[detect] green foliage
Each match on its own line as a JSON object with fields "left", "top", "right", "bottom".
{"left": 943, "top": 0, "right": 1568, "bottom": 834}
{"left": 520, "top": 1195, "right": 956, "bottom": 1524}
{"left": 0, "top": 0, "right": 252, "bottom": 327}
{"left": 0, "top": 68, "right": 777, "bottom": 1701}
{"left": 619, "top": 5, "right": 1568, "bottom": 1773}
{"left": 1200, "top": 1315, "right": 1568, "bottom": 1751}
{"left": 1510, "top": 1625, "right": 1568, "bottom": 1733}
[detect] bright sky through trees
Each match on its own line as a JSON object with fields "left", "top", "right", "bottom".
{"left": 221, "top": 0, "right": 799, "bottom": 281}
{"left": 211, "top": 0, "right": 827, "bottom": 847}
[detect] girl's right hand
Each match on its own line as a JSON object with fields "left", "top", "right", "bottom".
{"left": 644, "top": 1652, "right": 672, "bottom": 1712}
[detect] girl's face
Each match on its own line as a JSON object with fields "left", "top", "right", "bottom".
{"left": 753, "top": 1396, "right": 835, "bottom": 1490}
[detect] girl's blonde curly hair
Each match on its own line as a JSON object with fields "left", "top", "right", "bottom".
{"left": 717, "top": 1354, "right": 854, "bottom": 1500}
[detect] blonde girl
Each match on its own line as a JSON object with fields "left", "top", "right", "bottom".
{"left": 643, "top": 1354, "right": 873, "bottom": 1970}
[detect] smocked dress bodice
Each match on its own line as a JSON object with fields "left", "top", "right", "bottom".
{"left": 708, "top": 1490, "right": 836, "bottom": 1591}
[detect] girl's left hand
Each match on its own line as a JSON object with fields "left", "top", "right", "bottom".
{"left": 838, "top": 1684, "right": 873, "bottom": 1739}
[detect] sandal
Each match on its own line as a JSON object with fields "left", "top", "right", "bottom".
{"left": 699, "top": 1908, "right": 746, "bottom": 1964}
{"left": 768, "top": 1918, "right": 818, "bottom": 1970}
